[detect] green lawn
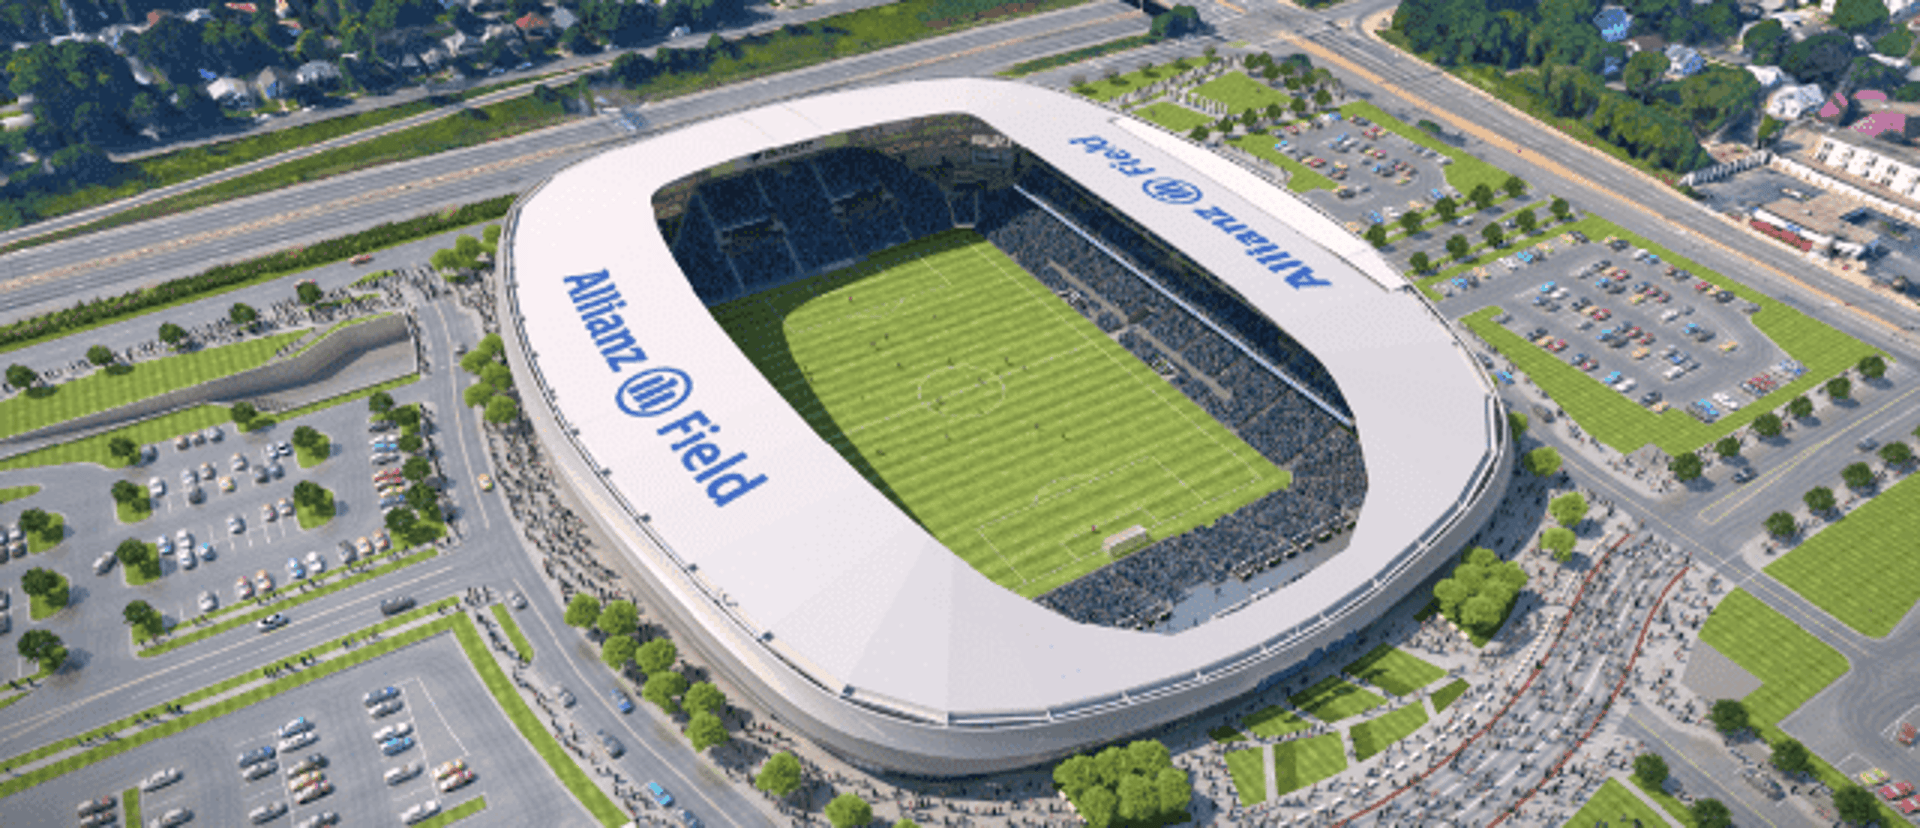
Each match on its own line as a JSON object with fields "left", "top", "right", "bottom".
{"left": 116, "top": 498, "right": 152, "bottom": 524}
{"left": 1075, "top": 59, "right": 1214, "bottom": 102}
{"left": 1225, "top": 134, "right": 1338, "bottom": 193}
{"left": 1460, "top": 217, "right": 1877, "bottom": 456}
{"left": 1766, "top": 467, "right": 1920, "bottom": 637}
{"left": 1208, "top": 725, "right": 1246, "bottom": 742}
{"left": 1430, "top": 678, "right": 1470, "bottom": 711}
{"left": 1698, "top": 589, "right": 1850, "bottom": 725}
{"left": 709, "top": 230, "right": 1290, "bottom": 598}
{"left": 1244, "top": 705, "right": 1312, "bottom": 738}
{"left": 0, "top": 332, "right": 301, "bottom": 441}
{"left": 0, "top": 405, "right": 231, "bottom": 470}
{"left": 296, "top": 436, "right": 331, "bottom": 469}
{"left": 1630, "top": 775, "right": 1696, "bottom": 826}
{"left": 1271, "top": 734, "right": 1347, "bottom": 797}
{"left": 1225, "top": 747, "right": 1268, "bottom": 805}
{"left": 1191, "top": 71, "right": 1291, "bottom": 113}
{"left": 24, "top": 512, "right": 64, "bottom": 554}
{"left": 0, "top": 484, "right": 38, "bottom": 503}
{"left": 1340, "top": 101, "right": 1512, "bottom": 197}
{"left": 122, "top": 788, "right": 141, "bottom": 828}
{"left": 415, "top": 796, "right": 487, "bottom": 827}
{"left": 124, "top": 542, "right": 159, "bottom": 587}
{"left": 1348, "top": 703, "right": 1429, "bottom": 761}
{"left": 1570, "top": 779, "right": 1677, "bottom": 828}
{"left": 1343, "top": 644, "right": 1447, "bottom": 697}
{"left": 28, "top": 580, "right": 68, "bottom": 620}
{"left": 999, "top": 34, "right": 1158, "bottom": 78}
{"left": 1289, "top": 676, "right": 1387, "bottom": 723}
{"left": 1132, "top": 102, "right": 1216, "bottom": 134}
{"left": 490, "top": 604, "right": 535, "bottom": 662}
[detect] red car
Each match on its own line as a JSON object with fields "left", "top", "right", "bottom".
{"left": 1901, "top": 795, "right": 1920, "bottom": 814}
{"left": 351, "top": 254, "right": 374, "bottom": 265}
{"left": 1880, "top": 781, "right": 1914, "bottom": 800}
{"left": 1695, "top": 280, "right": 1714, "bottom": 292}
{"left": 1593, "top": 309, "right": 1612, "bottom": 321}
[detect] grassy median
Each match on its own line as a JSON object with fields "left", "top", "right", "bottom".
{"left": 489, "top": 604, "right": 534, "bottom": 663}
{"left": 0, "top": 332, "right": 301, "bottom": 441}
{"left": 140, "top": 548, "right": 438, "bottom": 657}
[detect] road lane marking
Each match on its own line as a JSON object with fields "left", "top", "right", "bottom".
{"left": 1695, "top": 383, "right": 1920, "bottom": 524}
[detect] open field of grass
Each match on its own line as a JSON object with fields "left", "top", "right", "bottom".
{"left": 24, "top": 512, "right": 63, "bottom": 554}
{"left": 1699, "top": 589, "right": 1850, "bottom": 725}
{"left": 1430, "top": 678, "right": 1470, "bottom": 711}
{"left": 490, "top": 604, "right": 534, "bottom": 663}
{"left": 1225, "top": 747, "right": 1267, "bottom": 805}
{"left": 1225, "top": 134, "right": 1338, "bottom": 193}
{"left": 1290, "top": 675, "right": 1387, "bottom": 723}
{"left": 1132, "top": 102, "right": 1216, "bottom": 134}
{"left": 1767, "top": 475, "right": 1920, "bottom": 637}
{"left": 1191, "top": 71, "right": 1290, "bottom": 113}
{"left": 1344, "top": 644, "right": 1447, "bottom": 697}
{"left": 116, "top": 498, "right": 151, "bottom": 525}
{"left": 710, "top": 230, "right": 1290, "bottom": 598}
{"left": 1459, "top": 217, "right": 1877, "bottom": 456}
{"left": 1244, "top": 705, "right": 1311, "bottom": 738}
{"left": 0, "top": 332, "right": 301, "bottom": 441}
{"left": 1272, "top": 734, "right": 1346, "bottom": 797}
{"left": 1349, "top": 703, "right": 1429, "bottom": 761}
{"left": 1572, "top": 779, "right": 1678, "bottom": 827}
{"left": 0, "top": 484, "right": 38, "bottom": 503}
{"left": 1339, "top": 101, "right": 1511, "bottom": 198}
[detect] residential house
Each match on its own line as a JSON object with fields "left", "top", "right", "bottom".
{"left": 293, "top": 60, "right": 341, "bottom": 87}
{"left": 550, "top": 7, "right": 578, "bottom": 30}
{"left": 1745, "top": 64, "right": 1791, "bottom": 89}
{"left": 1766, "top": 84, "right": 1824, "bottom": 119}
{"left": 182, "top": 8, "right": 210, "bottom": 22}
{"left": 419, "top": 46, "right": 448, "bottom": 71}
{"left": 1663, "top": 44, "right": 1705, "bottom": 77}
{"left": 125, "top": 55, "right": 156, "bottom": 86}
{"left": 256, "top": 66, "right": 288, "bottom": 99}
{"left": 206, "top": 76, "right": 254, "bottom": 107}
{"left": 443, "top": 31, "right": 476, "bottom": 56}
{"left": 399, "top": 53, "right": 424, "bottom": 75}
{"left": 513, "top": 13, "right": 554, "bottom": 42}
{"left": 1593, "top": 6, "right": 1632, "bottom": 42}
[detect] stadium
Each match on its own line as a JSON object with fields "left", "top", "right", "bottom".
{"left": 496, "top": 78, "right": 1513, "bottom": 776}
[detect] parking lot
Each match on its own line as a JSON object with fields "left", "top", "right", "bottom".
{"left": 1476, "top": 235, "right": 1798, "bottom": 423}
{"left": 1266, "top": 115, "right": 1463, "bottom": 228}
{"left": 0, "top": 632, "right": 570, "bottom": 826}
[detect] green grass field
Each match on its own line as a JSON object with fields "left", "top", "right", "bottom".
{"left": 1699, "top": 589, "right": 1850, "bottom": 725}
{"left": 415, "top": 796, "right": 488, "bottom": 827}
{"left": 1225, "top": 747, "right": 1268, "bottom": 805}
{"left": 1075, "top": 61, "right": 1204, "bottom": 102}
{"left": 1348, "top": 703, "right": 1429, "bottom": 761}
{"left": 1132, "top": 102, "right": 1216, "bottom": 134}
{"left": 1244, "top": 705, "right": 1312, "bottom": 738}
{"left": 116, "top": 498, "right": 151, "bottom": 525}
{"left": 1339, "top": 101, "right": 1511, "bottom": 197}
{"left": 1191, "top": 71, "right": 1290, "bottom": 113}
{"left": 0, "top": 484, "right": 38, "bottom": 503}
{"left": 1272, "top": 733, "right": 1347, "bottom": 796}
{"left": 1766, "top": 474, "right": 1920, "bottom": 638}
{"left": 24, "top": 512, "right": 63, "bottom": 554}
{"left": 1290, "top": 675, "right": 1387, "bottom": 723}
{"left": 1571, "top": 779, "right": 1677, "bottom": 828}
{"left": 1430, "top": 678, "right": 1470, "bottom": 711}
{"left": 1460, "top": 216, "right": 1878, "bottom": 456}
{"left": 710, "top": 230, "right": 1290, "bottom": 598}
{"left": 124, "top": 542, "right": 159, "bottom": 587}
{"left": 1224, "top": 135, "right": 1338, "bottom": 193}
{"left": 0, "top": 332, "right": 301, "bottom": 441}
{"left": 1344, "top": 644, "right": 1447, "bottom": 697}
{"left": 490, "top": 604, "right": 535, "bottom": 662}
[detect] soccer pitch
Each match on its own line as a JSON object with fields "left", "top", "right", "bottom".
{"left": 710, "top": 229, "right": 1291, "bottom": 598}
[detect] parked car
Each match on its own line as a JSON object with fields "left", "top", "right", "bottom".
{"left": 93, "top": 553, "right": 116, "bottom": 575}
{"left": 400, "top": 800, "right": 440, "bottom": 825}
{"left": 381, "top": 736, "right": 415, "bottom": 756}
{"left": 370, "top": 698, "right": 404, "bottom": 718}
{"left": 364, "top": 686, "right": 401, "bottom": 707}
{"left": 373, "top": 722, "right": 414, "bottom": 743}
{"left": 140, "top": 767, "right": 182, "bottom": 792}
{"left": 386, "top": 762, "right": 422, "bottom": 786}
{"left": 647, "top": 781, "right": 674, "bottom": 807}
{"left": 238, "top": 746, "right": 277, "bottom": 767}
{"left": 249, "top": 801, "right": 287, "bottom": 824}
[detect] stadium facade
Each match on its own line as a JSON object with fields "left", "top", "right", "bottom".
{"left": 497, "top": 78, "right": 1512, "bottom": 776}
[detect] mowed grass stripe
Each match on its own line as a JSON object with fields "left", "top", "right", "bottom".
{"left": 712, "top": 230, "right": 1288, "bottom": 597}
{"left": 0, "top": 331, "right": 303, "bottom": 440}
{"left": 1699, "top": 589, "right": 1849, "bottom": 726}
{"left": 1764, "top": 472, "right": 1920, "bottom": 638}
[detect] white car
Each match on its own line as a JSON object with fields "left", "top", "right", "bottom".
{"left": 400, "top": 800, "right": 440, "bottom": 825}
{"left": 175, "top": 528, "right": 192, "bottom": 548}
{"left": 261, "top": 502, "right": 277, "bottom": 522}
{"left": 197, "top": 591, "right": 217, "bottom": 613}
{"left": 156, "top": 536, "right": 173, "bottom": 556}
{"left": 148, "top": 477, "right": 166, "bottom": 496}
{"left": 180, "top": 546, "right": 196, "bottom": 570}
{"left": 140, "top": 767, "right": 182, "bottom": 792}
{"left": 228, "top": 515, "right": 244, "bottom": 534}
{"left": 305, "top": 551, "right": 326, "bottom": 575}
{"left": 279, "top": 731, "right": 317, "bottom": 752}
{"left": 385, "top": 762, "right": 422, "bottom": 786}
{"left": 372, "top": 722, "right": 413, "bottom": 743}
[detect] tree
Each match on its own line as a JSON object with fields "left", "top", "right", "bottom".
{"left": 1312, "top": 88, "right": 1332, "bottom": 109}
{"left": 1365, "top": 224, "right": 1389, "bottom": 248}
{"left": 17, "top": 508, "right": 50, "bottom": 539}
{"left": 5, "top": 364, "right": 35, "bottom": 390}
{"left": 158, "top": 323, "right": 186, "bottom": 346}
{"left": 825, "top": 793, "right": 873, "bottom": 828}
{"left": 1446, "top": 234, "right": 1470, "bottom": 260}
{"left": 405, "top": 482, "right": 437, "bottom": 513}
{"left": 1690, "top": 798, "right": 1731, "bottom": 828}
{"left": 296, "top": 281, "right": 323, "bottom": 304}
{"left": 1525, "top": 447, "right": 1560, "bottom": 477}
{"left": 124, "top": 599, "right": 163, "bottom": 636}
{"left": 384, "top": 507, "right": 417, "bottom": 536}
{"left": 111, "top": 479, "right": 144, "bottom": 504}
{"left": 1745, "top": 18, "right": 1788, "bottom": 63}
{"left": 1788, "top": 395, "right": 1814, "bottom": 419}
{"left": 1714, "top": 436, "right": 1741, "bottom": 459}
{"left": 1509, "top": 412, "right": 1528, "bottom": 441}
{"left": 1155, "top": 767, "right": 1190, "bottom": 814}
{"left": 688, "top": 711, "right": 729, "bottom": 751}
{"left": 1540, "top": 527, "right": 1577, "bottom": 561}
{"left": 1408, "top": 251, "right": 1432, "bottom": 274}
{"left": 601, "top": 634, "right": 637, "bottom": 669}
{"left": 481, "top": 362, "right": 513, "bottom": 391}
{"left": 230, "top": 402, "right": 257, "bottom": 426}
{"left": 289, "top": 425, "right": 319, "bottom": 450}
{"left": 1765, "top": 511, "right": 1797, "bottom": 538}
{"left": 1549, "top": 492, "right": 1587, "bottom": 528}
{"left": 108, "top": 435, "right": 138, "bottom": 463}
{"left": 756, "top": 752, "right": 803, "bottom": 797}
{"left": 1460, "top": 594, "right": 1501, "bottom": 631}
{"left": 229, "top": 302, "right": 259, "bottom": 326}
{"left": 1187, "top": 125, "right": 1209, "bottom": 142}
{"left": 1501, "top": 175, "right": 1526, "bottom": 199}
{"left": 564, "top": 593, "right": 601, "bottom": 628}
{"left": 1633, "top": 752, "right": 1669, "bottom": 789}
{"left": 463, "top": 383, "right": 494, "bottom": 408}
{"left": 391, "top": 406, "right": 421, "bottom": 430}
{"left": 21, "top": 567, "right": 65, "bottom": 608}
{"left": 637, "top": 637, "right": 678, "bottom": 675}
{"left": 684, "top": 681, "right": 726, "bottom": 717}
{"left": 1805, "top": 486, "right": 1836, "bottom": 513}
{"left": 1469, "top": 183, "right": 1495, "bottom": 210}
{"left": 1433, "top": 196, "right": 1458, "bottom": 222}
{"left": 293, "top": 480, "right": 324, "bottom": 507}
{"left": 484, "top": 396, "right": 519, "bottom": 425}
{"left": 1623, "top": 50, "right": 1670, "bottom": 101}
{"left": 1513, "top": 209, "right": 1537, "bottom": 236}
{"left": 1880, "top": 441, "right": 1913, "bottom": 466}
{"left": 1550, "top": 197, "right": 1571, "bottom": 222}
{"left": 1843, "top": 461, "right": 1876, "bottom": 489}
{"left": 1079, "top": 787, "right": 1118, "bottom": 828}
{"left": 597, "top": 600, "right": 639, "bottom": 637}
{"left": 1753, "top": 412, "right": 1783, "bottom": 438}
{"left": 1670, "top": 453, "right": 1703, "bottom": 481}
{"left": 398, "top": 433, "right": 424, "bottom": 454}
{"left": 370, "top": 391, "right": 395, "bottom": 413}
{"left": 86, "top": 345, "right": 115, "bottom": 367}
{"left": 1857, "top": 355, "right": 1887, "bottom": 380}
{"left": 1398, "top": 210, "right": 1423, "bottom": 235}
{"left": 1709, "top": 699, "right": 1750, "bottom": 734}
{"left": 1116, "top": 774, "right": 1155, "bottom": 821}
{"left": 1771, "top": 738, "right": 1812, "bottom": 776}
{"left": 402, "top": 456, "right": 432, "bottom": 483}
{"left": 1834, "top": 784, "right": 1878, "bottom": 824}
{"left": 1827, "top": 376, "right": 1852, "bottom": 400}
{"left": 1831, "top": 0, "right": 1889, "bottom": 33}
{"left": 460, "top": 349, "right": 495, "bottom": 375}
{"left": 1481, "top": 222, "right": 1506, "bottom": 248}
{"left": 641, "top": 670, "right": 689, "bottom": 713}
{"left": 16, "top": 629, "right": 66, "bottom": 672}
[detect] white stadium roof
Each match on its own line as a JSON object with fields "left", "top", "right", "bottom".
{"left": 507, "top": 78, "right": 1500, "bottom": 717}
